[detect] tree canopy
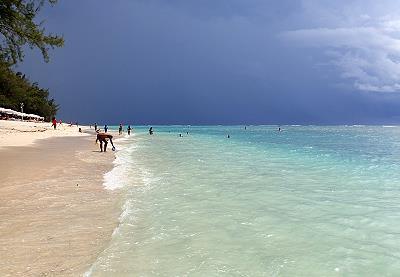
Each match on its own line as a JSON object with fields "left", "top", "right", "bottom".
{"left": 0, "top": 61, "right": 58, "bottom": 120}
{"left": 0, "top": 0, "right": 64, "bottom": 64}
{"left": 0, "top": 0, "right": 63, "bottom": 120}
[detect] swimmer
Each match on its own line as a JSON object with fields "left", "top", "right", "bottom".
{"left": 127, "top": 125, "right": 132, "bottom": 135}
{"left": 96, "top": 133, "right": 115, "bottom": 152}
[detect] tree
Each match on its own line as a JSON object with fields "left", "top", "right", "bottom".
{"left": 0, "top": 0, "right": 62, "bottom": 120}
{"left": 0, "top": 60, "right": 58, "bottom": 120}
{"left": 0, "top": 0, "right": 64, "bottom": 64}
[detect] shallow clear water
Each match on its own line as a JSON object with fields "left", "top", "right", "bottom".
{"left": 89, "top": 126, "right": 400, "bottom": 276}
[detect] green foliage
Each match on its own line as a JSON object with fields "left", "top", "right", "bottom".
{"left": 0, "top": 1, "right": 62, "bottom": 121}
{"left": 0, "top": 60, "right": 58, "bottom": 120}
{"left": 0, "top": 0, "right": 64, "bottom": 64}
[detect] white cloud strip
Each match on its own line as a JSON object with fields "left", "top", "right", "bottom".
{"left": 282, "top": 20, "right": 400, "bottom": 92}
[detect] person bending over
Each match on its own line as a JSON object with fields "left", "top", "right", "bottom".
{"left": 96, "top": 133, "right": 115, "bottom": 152}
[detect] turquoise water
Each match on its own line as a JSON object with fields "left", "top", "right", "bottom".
{"left": 88, "top": 126, "right": 400, "bottom": 276}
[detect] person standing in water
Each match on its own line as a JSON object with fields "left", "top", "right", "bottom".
{"left": 104, "top": 125, "right": 108, "bottom": 133}
{"left": 149, "top": 127, "right": 153, "bottom": 135}
{"left": 119, "top": 123, "right": 123, "bottom": 135}
{"left": 127, "top": 125, "right": 132, "bottom": 135}
{"left": 94, "top": 123, "right": 97, "bottom": 131}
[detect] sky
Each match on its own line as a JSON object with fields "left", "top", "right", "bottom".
{"left": 18, "top": 0, "right": 400, "bottom": 124}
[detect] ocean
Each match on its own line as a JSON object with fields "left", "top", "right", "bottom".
{"left": 87, "top": 126, "right": 400, "bottom": 276}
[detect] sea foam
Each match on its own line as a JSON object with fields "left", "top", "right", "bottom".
{"left": 103, "top": 136, "right": 136, "bottom": 190}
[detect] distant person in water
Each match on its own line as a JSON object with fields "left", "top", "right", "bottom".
{"left": 227, "top": 134, "right": 230, "bottom": 138}
{"left": 127, "top": 125, "right": 132, "bottom": 135}
{"left": 94, "top": 123, "right": 97, "bottom": 131}
{"left": 96, "top": 133, "right": 115, "bottom": 152}
{"left": 104, "top": 125, "right": 108, "bottom": 133}
{"left": 245, "top": 126, "right": 247, "bottom": 130}
{"left": 119, "top": 123, "right": 123, "bottom": 135}
{"left": 149, "top": 127, "right": 153, "bottom": 135}
{"left": 52, "top": 117, "right": 57, "bottom": 130}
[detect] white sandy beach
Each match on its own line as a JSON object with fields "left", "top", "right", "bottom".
{"left": 0, "top": 120, "right": 121, "bottom": 276}
{"left": 0, "top": 120, "right": 89, "bottom": 148}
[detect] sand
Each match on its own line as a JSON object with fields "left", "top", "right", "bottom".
{"left": 0, "top": 120, "right": 89, "bottom": 149}
{"left": 0, "top": 122, "right": 121, "bottom": 276}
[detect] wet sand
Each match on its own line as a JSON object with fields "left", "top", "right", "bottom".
{"left": 0, "top": 136, "right": 121, "bottom": 276}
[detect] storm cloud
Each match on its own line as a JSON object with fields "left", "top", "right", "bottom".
{"left": 18, "top": 0, "right": 400, "bottom": 124}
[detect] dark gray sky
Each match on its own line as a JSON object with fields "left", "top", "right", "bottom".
{"left": 18, "top": 0, "right": 400, "bottom": 124}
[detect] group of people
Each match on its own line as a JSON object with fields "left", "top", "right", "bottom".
{"left": 94, "top": 124, "right": 285, "bottom": 152}
{"left": 93, "top": 123, "right": 133, "bottom": 135}
{"left": 119, "top": 123, "right": 132, "bottom": 135}
{"left": 94, "top": 123, "right": 137, "bottom": 153}
{"left": 51, "top": 117, "right": 79, "bottom": 130}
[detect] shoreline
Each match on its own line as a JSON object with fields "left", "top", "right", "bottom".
{"left": 0, "top": 124, "right": 122, "bottom": 276}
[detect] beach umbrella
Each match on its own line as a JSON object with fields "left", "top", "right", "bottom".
{"left": 0, "top": 108, "right": 16, "bottom": 115}
{"left": 0, "top": 107, "right": 44, "bottom": 120}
